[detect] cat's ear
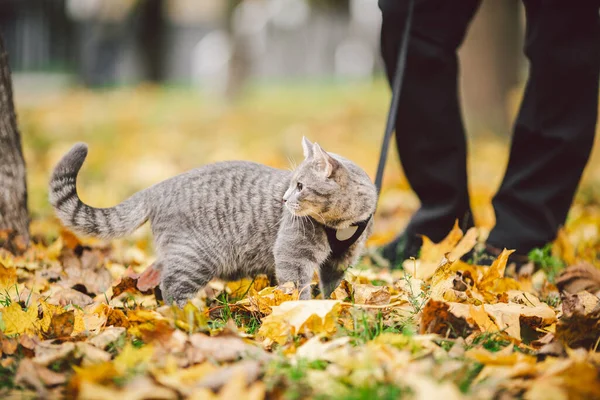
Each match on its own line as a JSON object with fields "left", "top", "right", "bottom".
{"left": 302, "top": 136, "right": 314, "bottom": 159}
{"left": 312, "top": 143, "right": 339, "bottom": 178}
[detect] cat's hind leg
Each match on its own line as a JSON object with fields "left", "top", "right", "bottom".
{"left": 158, "top": 252, "right": 215, "bottom": 308}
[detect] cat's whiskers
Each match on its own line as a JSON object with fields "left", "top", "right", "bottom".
{"left": 314, "top": 211, "right": 327, "bottom": 225}
{"left": 303, "top": 215, "right": 316, "bottom": 231}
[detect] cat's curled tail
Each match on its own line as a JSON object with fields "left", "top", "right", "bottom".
{"left": 49, "top": 143, "right": 150, "bottom": 239}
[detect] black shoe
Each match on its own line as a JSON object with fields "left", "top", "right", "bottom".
{"left": 381, "top": 232, "right": 423, "bottom": 269}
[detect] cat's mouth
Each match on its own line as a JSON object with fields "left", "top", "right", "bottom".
{"left": 285, "top": 202, "right": 308, "bottom": 216}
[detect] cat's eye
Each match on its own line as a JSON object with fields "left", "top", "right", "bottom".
{"left": 296, "top": 182, "right": 303, "bottom": 191}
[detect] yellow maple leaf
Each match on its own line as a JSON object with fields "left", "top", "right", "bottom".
{"left": 420, "top": 221, "right": 463, "bottom": 263}
{"left": 0, "top": 302, "right": 39, "bottom": 335}
{"left": 478, "top": 248, "right": 515, "bottom": 289}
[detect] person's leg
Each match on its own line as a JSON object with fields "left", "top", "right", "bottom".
{"left": 488, "top": 0, "right": 600, "bottom": 255}
{"left": 379, "top": 0, "right": 480, "bottom": 262}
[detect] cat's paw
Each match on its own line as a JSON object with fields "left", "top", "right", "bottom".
{"left": 161, "top": 284, "right": 193, "bottom": 309}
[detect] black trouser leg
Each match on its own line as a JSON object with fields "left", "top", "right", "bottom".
{"left": 488, "top": 0, "right": 600, "bottom": 254}
{"left": 379, "top": 0, "right": 480, "bottom": 242}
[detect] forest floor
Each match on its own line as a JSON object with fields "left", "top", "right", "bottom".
{"left": 1, "top": 82, "right": 600, "bottom": 399}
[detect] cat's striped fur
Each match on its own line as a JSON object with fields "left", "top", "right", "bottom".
{"left": 49, "top": 138, "right": 377, "bottom": 307}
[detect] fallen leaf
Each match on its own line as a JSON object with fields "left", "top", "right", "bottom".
{"left": 258, "top": 300, "right": 341, "bottom": 344}
{"left": 0, "top": 302, "right": 39, "bottom": 335}
{"left": 0, "top": 262, "right": 17, "bottom": 290}
{"left": 420, "top": 221, "right": 464, "bottom": 263}
{"left": 15, "top": 358, "right": 47, "bottom": 396}
{"left": 556, "top": 263, "right": 600, "bottom": 296}
{"left": 33, "top": 341, "right": 76, "bottom": 367}
{"left": 352, "top": 284, "right": 391, "bottom": 305}
{"left": 189, "top": 332, "right": 264, "bottom": 362}
{"left": 88, "top": 326, "right": 126, "bottom": 349}
{"left": 483, "top": 302, "right": 556, "bottom": 341}
{"left": 44, "top": 310, "right": 75, "bottom": 339}
{"left": 555, "top": 290, "right": 600, "bottom": 348}
{"left": 137, "top": 263, "right": 162, "bottom": 292}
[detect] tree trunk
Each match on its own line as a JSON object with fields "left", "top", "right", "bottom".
{"left": 0, "top": 33, "right": 29, "bottom": 246}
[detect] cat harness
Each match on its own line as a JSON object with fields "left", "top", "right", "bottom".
{"left": 324, "top": 215, "right": 372, "bottom": 259}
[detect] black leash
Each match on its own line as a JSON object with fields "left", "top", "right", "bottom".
{"left": 325, "top": 1, "right": 416, "bottom": 258}
{"left": 374, "top": 0, "right": 415, "bottom": 195}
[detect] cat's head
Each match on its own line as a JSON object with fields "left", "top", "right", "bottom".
{"left": 282, "top": 137, "right": 377, "bottom": 228}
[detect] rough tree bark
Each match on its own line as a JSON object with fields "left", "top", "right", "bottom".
{"left": 0, "top": 33, "right": 29, "bottom": 245}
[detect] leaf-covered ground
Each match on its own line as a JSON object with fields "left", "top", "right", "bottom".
{"left": 1, "top": 83, "right": 600, "bottom": 399}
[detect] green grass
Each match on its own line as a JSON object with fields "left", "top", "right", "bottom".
{"left": 207, "top": 292, "right": 263, "bottom": 335}
{"left": 458, "top": 362, "right": 484, "bottom": 393}
{"left": 332, "top": 383, "right": 412, "bottom": 400}
{"left": 468, "top": 331, "right": 511, "bottom": 353}
{"left": 343, "top": 310, "right": 406, "bottom": 345}
{"left": 528, "top": 244, "right": 565, "bottom": 283}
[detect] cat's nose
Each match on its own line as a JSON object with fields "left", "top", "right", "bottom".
{"left": 282, "top": 198, "right": 287, "bottom": 203}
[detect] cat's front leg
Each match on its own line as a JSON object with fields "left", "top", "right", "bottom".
{"left": 274, "top": 257, "right": 315, "bottom": 300}
{"left": 318, "top": 262, "right": 345, "bottom": 299}
{"left": 273, "top": 237, "right": 329, "bottom": 300}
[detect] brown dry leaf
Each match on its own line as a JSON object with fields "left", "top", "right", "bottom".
{"left": 48, "top": 287, "right": 94, "bottom": 308}
{"left": 39, "top": 300, "right": 66, "bottom": 332}
{"left": 469, "top": 305, "right": 497, "bottom": 332}
{"left": 37, "top": 366, "right": 68, "bottom": 387}
{"left": 189, "top": 333, "right": 264, "bottom": 363}
{"left": 44, "top": 310, "right": 75, "bottom": 339}
{"left": 61, "top": 248, "right": 112, "bottom": 296}
{"left": 429, "top": 256, "right": 460, "bottom": 301}
{"left": 77, "top": 376, "right": 177, "bottom": 400}
{"left": 555, "top": 263, "right": 600, "bottom": 295}
{"left": 331, "top": 279, "right": 352, "bottom": 301}
{"left": 33, "top": 341, "right": 76, "bottom": 366}
{"left": 420, "top": 300, "right": 474, "bottom": 336}
{"left": 352, "top": 283, "right": 391, "bottom": 305}
{"left": 195, "top": 363, "right": 264, "bottom": 396}
{"left": 0, "top": 333, "right": 18, "bottom": 355}
{"left": 15, "top": 358, "right": 47, "bottom": 396}
{"left": 95, "top": 304, "right": 130, "bottom": 328}
{"left": 258, "top": 300, "right": 341, "bottom": 344}
{"left": 137, "top": 263, "right": 162, "bottom": 292}
{"left": 76, "top": 342, "right": 112, "bottom": 366}
{"left": 88, "top": 326, "right": 126, "bottom": 349}
{"left": 112, "top": 266, "right": 156, "bottom": 298}
{"left": 555, "top": 290, "right": 600, "bottom": 348}
{"left": 483, "top": 302, "right": 556, "bottom": 341}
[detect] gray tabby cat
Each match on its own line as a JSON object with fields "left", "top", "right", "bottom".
{"left": 49, "top": 138, "right": 377, "bottom": 307}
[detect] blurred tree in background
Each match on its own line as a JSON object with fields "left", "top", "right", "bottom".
{"left": 0, "top": 34, "right": 29, "bottom": 246}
